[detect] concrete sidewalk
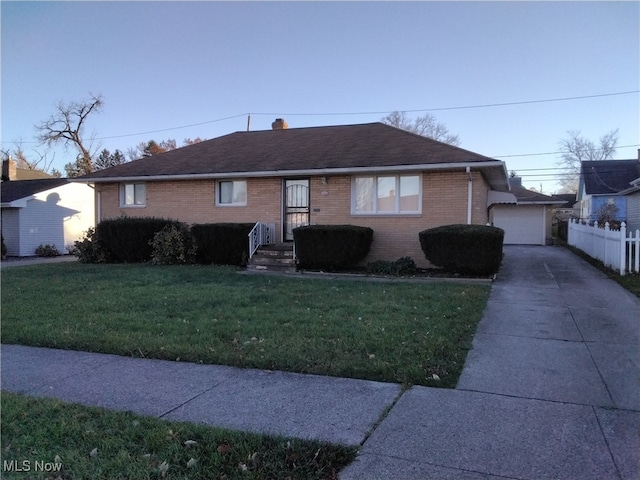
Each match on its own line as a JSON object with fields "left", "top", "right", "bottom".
{"left": 2, "top": 246, "right": 639, "bottom": 479}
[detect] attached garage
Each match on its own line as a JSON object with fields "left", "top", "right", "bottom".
{"left": 489, "top": 178, "right": 563, "bottom": 246}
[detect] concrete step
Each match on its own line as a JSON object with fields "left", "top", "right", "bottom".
{"left": 247, "top": 244, "right": 296, "bottom": 273}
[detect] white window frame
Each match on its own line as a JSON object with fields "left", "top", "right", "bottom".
{"left": 216, "top": 179, "right": 247, "bottom": 207}
{"left": 351, "top": 174, "right": 422, "bottom": 215}
{"left": 120, "top": 183, "right": 146, "bottom": 207}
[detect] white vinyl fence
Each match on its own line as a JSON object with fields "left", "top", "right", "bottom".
{"left": 568, "top": 219, "right": 640, "bottom": 275}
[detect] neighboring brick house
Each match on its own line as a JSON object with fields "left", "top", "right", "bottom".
{"left": 76, "top": 121, "right": 511, "bottom": 266}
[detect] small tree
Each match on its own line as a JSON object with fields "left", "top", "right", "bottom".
{"left": 595, "top": 202, "right": 619, "bottom": 227}
{"left": 94, "top": 149, "right": 127, "bottom": 171}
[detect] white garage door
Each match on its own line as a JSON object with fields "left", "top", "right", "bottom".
{"left": 492, "top": 205, "right": 544, "bottom": 245}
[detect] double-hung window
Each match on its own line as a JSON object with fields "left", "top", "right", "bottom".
{"left": 120, "top": 183, "right": 146, "bottom": 207}
{"left": 217, "top": 180, "right": 247, "bottom": 206}
{"left": 352, "top": 174, "right": 421, "bottom": 215}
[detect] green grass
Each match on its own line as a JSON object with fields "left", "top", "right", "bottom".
{"left": 1, "top": 263, "right": 490, "bottom": 388}
{"left": 564, "top": 245, "right": 640, "bottom": 298}
{"left": 1, "top": 392, "right": 356, "bottom": 479}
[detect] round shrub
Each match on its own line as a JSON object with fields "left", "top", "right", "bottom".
{"left": 419, "top": 224, "right": 504, "bottom": 275}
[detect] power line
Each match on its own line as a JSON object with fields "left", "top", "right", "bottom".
{"left": 2, "top": 89, "right": 637, "bottom": 146}
{"left": 250, "top": 90, "right": 640, "bottom": 116}
{"left": 494, "top": 144, "right": 640, "bottom": 158}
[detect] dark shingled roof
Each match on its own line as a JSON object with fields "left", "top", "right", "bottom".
{"left": 1, "top": 178, "right": 69, "bottom": 203}
{"left": 79, "top": 122, "right": 504, "bottom": 181}
{"left": 551, "top": 193, "right": 577, "bottom": 209}
{"left": 508, "top": 178, "right": 563, "bottom": 204}
{"left": 581, "top": 160, "right": 640, "bottom": 195}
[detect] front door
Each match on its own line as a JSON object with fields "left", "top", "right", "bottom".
{"left": 284, "top": 179, "right": 310, "bottom": 241}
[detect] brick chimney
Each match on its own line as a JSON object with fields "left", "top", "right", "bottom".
{"left": 271, "top": 118, "right": 288, "bottom": 130}
{"left": 2, "top": 158, "right": 17, "bottom": 181}
{"left": 508, "top": 176, "right": 522, "bottom": 187}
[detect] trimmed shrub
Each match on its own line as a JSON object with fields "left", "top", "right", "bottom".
{"left": 97, "top": 217, "right": 184, "bottom": 263}
{"left": 73, "top": 227, "right": 107, "bottom": 263}
{"left": 150, "top": 223, "right": 195, "bottom": 265}
{"left": 191, "top": 223, "right": 255, "bottom": 266}
{"left": 419, "top": 224, "right": 504, "bottom": 275}
{"left": 35, "top": 244, "right": 61, "bottom": 257}
{"left": 293, "top": 224, "right": 373, "bottom": 271}
{"left": 367, "top": 257, "right": 417, "bottom": 276}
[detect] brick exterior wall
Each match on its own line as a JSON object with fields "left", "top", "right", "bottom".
{"left": 97, "top": 170, "right": 492, "bottom": 267}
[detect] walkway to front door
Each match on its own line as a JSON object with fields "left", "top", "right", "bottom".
{"left": 284, "top": 179, "right": 309, "bottom": 241}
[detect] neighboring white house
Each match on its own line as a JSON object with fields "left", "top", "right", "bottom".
{"left": 489, "top": 177, "right": 564, "bottom": 245}
{"left": 1, "top": 178, "right": 95, "bottom": 256}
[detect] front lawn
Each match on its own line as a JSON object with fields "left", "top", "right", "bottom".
{"left": 1, "top": 263, "right": 490, "bottom": 387}
{"left": 1, "top": 392, "right": 356, "bottom": 480}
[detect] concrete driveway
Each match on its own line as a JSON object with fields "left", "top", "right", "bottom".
{"left": 342, "top": 245, "right": 640, "bottom": 480}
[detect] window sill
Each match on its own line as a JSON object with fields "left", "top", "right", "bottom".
{"left": 351, "top": 212, "right": 422, "bottom": 217}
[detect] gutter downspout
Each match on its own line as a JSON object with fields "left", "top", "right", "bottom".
{"left": 466, "top": 167, "right": 472, "bottom": 224}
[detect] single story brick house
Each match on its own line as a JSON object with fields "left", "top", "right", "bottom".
{"left": 75, "top": 121, "right": 512, "bottom": 266}
{"left": 1, "top": 178, "right": 95, "bottom": 256}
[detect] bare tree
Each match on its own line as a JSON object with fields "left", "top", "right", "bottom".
{"left": 1, "top": 142, "right": 56, "bottom": 174}
{"left": 557, "top": 129, "right": 619, "bottom": 193}
{"left": 381, "top": 111, "right": 461, "bottom": 146}
{"left": 35, "top": 93, "right": 104, "bottom": 176}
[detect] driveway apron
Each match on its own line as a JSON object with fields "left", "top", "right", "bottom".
{"left": 342, "top": 246, "right": 639, "bottom": 480}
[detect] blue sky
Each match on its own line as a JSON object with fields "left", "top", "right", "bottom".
{"left": 2, "top": 1, "right": 638, "bottom": 193}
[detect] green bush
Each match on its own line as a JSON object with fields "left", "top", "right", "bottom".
{"left": 1, "top": 234, "right": 7, "bottom": 258}
{"left": 190, "top": 223, "right": 255, "bottom": 265}
{"left": 97, "top": 217, "right": 184, "bottom": 263}
{"left": 72, "top": 227, "right": 107, "bottom": 263}
{"left": 293, "top": 224, "right": 373, "bottom": 271}
{"left": 150, "top": 223, "right": 195, "bottom": 265}
{"left": 419, "top": 224, "right": 504, "bottom": 275}
{"left": 367, "top": 257, "right": 417, "bottom": 276}
{"left": 35, "top": 244, "right": 61, "bottom": 257}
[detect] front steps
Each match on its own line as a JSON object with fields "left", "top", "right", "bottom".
{"left": 246, "top": 244, "right": 296, "bottom": 273}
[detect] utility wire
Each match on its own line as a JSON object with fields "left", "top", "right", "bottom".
{"left": 3, "top": 89, "right": 637, "bottom": 145}
{"left": 249, "top": 90, "right": 640, "bottom": 116}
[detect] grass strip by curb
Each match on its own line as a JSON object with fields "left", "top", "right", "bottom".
{"left": 1, "top": 392, "right": 357, "bottom": 480}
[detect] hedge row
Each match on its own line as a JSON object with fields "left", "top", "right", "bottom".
{"left": 77, "top": 218, "right": 504, "bottom": 275}
{"left": 76, "top": 218, "right": 254, "bottom": 266}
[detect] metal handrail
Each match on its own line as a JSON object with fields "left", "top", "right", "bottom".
{"left": 248, "top": 222, "right": 276, "bottom": 259}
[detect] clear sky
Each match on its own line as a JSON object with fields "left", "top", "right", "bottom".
{"left": 2, "top": 1, "right": 638, "bottom": 193}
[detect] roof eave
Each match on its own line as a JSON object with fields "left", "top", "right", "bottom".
{"left": 72, "top": 160, "right": 510, "bottom": 190}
